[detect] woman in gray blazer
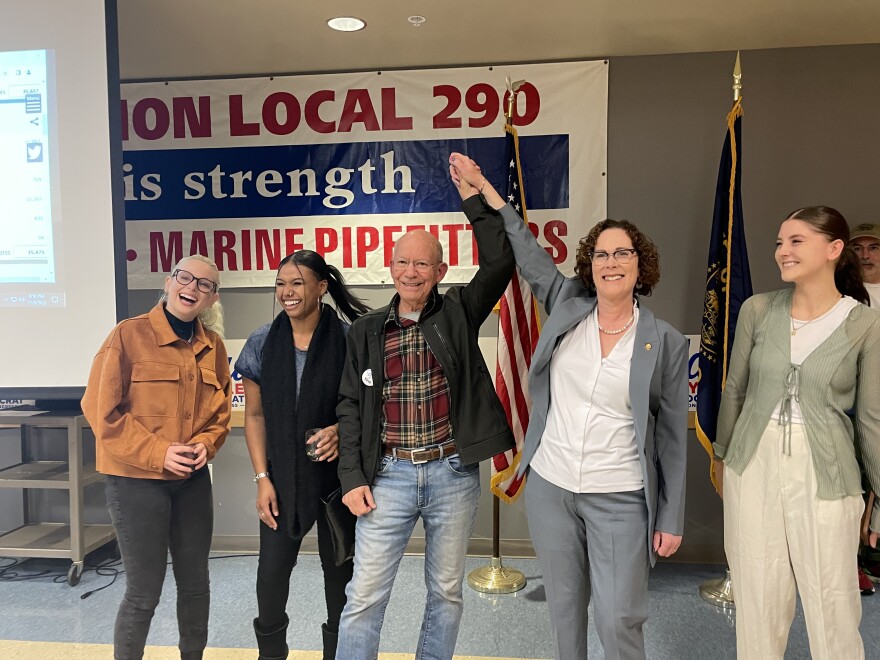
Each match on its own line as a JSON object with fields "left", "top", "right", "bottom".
{"left": 449, "top": 154, "right": 688, "bottom": 660}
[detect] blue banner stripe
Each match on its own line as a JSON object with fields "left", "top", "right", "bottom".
{"left": 123, "top": 135, "right": 569, "bottom": 220}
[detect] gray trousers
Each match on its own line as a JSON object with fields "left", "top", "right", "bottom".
{"left": 526, "top": 470, "right": 649, "bottom": 660}
{"left": 105, "top": 467, "right": 213, "bottom": 660}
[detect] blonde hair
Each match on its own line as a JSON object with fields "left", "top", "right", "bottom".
{"left": 161, "top": 254, "right": 226, "bottom": 338}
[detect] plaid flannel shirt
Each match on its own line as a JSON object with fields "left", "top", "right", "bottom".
{"left": 381, "top": 305, "right": 451, "bottom": 449}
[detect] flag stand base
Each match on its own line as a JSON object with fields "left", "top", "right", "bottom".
{"left": 699, "top": 568, "right": 735, "bottom": 609}
{"left": 467, "top": 556, "right": 526, "bottom": 594}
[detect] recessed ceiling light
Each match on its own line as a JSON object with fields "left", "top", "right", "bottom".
{"left": 327, "top": 17, "right": 366, "bottom": 32}
{"left": 408, "top": 15, "right": 427, "bottom": 27}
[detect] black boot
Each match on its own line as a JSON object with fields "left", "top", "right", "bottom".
{"left": 321, "top": 623, "right": 338, "bottom": 660}
{"left": 253, "top": 615, "right": 289, "bottom": 660}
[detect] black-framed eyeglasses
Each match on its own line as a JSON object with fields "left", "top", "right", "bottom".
{"left": 588, "top": 248, "right": 638, "bottom": 265}
{"left": 172, "top": 269, "right": 217, "bottom": 293}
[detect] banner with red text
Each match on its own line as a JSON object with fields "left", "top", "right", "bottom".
{"left": 122, "top": 62, "right": 608, "bottom": 288}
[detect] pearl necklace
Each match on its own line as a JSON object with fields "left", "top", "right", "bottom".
{"left": 598, "top": 315, "right": 635, "bottom": 335}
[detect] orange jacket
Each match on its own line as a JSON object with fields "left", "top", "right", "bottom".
{"left": 82, "top": 303, "right": 231, "bottom": 479}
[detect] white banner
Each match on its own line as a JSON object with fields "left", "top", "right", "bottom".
{"left": 122, "top": 61, "right": 608, "bottom": 289}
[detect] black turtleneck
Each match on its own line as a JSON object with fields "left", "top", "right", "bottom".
{"left": 163, "top": 305, "right": 195, "bottom": 341}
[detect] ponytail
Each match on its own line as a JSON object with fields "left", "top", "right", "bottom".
{"left": 325, "top": 264, "right": 370, "bottom": 322}
{"left": 198, "top": 301, "right": 226, "bottom": 337}
{"left": 835, "top": 245, "right": 870, "bottom": 305}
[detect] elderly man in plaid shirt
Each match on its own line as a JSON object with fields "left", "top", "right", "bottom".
{"left": 335, "top": 154, "right": 515, "bottom": 660}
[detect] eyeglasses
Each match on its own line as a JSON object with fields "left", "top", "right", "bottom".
{"left": 172, "top": 269, "right": 218, "bottom": 293}
{"left": 390, "top": 259, "right": 438, "bottom": 272}
{"left": 588, "top": 248, "right": 638, "bottom": 265}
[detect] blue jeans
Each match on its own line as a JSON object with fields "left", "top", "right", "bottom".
{"left": 105, "top": 467, "right": 213, "bottom": 660}
{"left": 336, "top": 453, "right": 480, "bottom": 660}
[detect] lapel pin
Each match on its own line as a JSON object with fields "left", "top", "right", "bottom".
{"left": 645, "top": 343, "right": 652, "bottom": 351}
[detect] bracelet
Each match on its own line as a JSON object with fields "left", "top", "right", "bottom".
{"left": 253, "top": 472, "right": 270, "bottom": 482}
{"left": 479, "top": 179, "right": 487, "bottom": 193}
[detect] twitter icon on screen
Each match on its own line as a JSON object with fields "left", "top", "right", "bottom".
{"left": 26, "top": 141, "right": 43, "bottom": 163}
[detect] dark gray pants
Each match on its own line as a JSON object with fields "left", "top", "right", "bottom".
{"left": 526, "top": 470, "right": 649, "bottom": 660}
{"left": 105, "top": 467, "right": 213, "bottom": 660}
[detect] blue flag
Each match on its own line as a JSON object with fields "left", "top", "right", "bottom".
{"left": 696, "top": 99, "right": 752, "bottom": 492}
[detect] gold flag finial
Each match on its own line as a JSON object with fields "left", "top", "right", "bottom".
{"left": 505, "top": 76, "right": 526, "bottom": 123}
{"left": 733, "top": 51, "right": 742, "bottom": 102}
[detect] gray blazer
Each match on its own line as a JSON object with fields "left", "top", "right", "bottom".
{"left": 501, "top": 205, "right": 689, "bottom": 562}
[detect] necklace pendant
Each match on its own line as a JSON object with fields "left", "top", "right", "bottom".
{"left": 790, "top": 328, "right": 797, "bottom": 336}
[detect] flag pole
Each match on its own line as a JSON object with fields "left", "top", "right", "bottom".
{"left": 733, "top": 50, "right": 742, "bottom": 102}
{"left": 699, "top": 51, "right": 743, "bottom": 610}
{"left": 467, "top": 493, "right": 526, "bottom": 593}
{"left": 467, "top": 77, "right": 527, "bottom": 594}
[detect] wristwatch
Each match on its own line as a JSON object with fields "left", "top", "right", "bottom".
{"left": 253, "top": 472, "right": 270, "bottom": 482}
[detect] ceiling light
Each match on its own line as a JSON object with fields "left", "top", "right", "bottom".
{"left": 327, "top": 17, "right": 366, "bottom": 32}
{"left": 408, "top": 15, "right": 427, "bottom": 27}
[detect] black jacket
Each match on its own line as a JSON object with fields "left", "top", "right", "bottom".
{"left": 336, "top": 195, "right": 516, "bottom": 494}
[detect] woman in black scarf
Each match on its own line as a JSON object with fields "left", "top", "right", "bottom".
{"left": 235, "top": 250, "right": 369, "bottom": 660}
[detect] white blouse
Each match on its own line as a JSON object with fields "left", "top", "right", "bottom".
{"left": 530, "top": 304, "right": 644, "bottom": 493}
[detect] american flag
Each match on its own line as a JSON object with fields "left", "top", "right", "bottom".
{"left": 490, "top": 125, "right": 541, "bottom": 503}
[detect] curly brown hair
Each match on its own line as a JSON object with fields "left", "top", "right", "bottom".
{"left": 573, "top": 219, "right": 660, "bottom": 296}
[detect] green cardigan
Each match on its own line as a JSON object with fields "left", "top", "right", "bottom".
{"left": 714, "top": 288, "right": 880, "bottom": 530}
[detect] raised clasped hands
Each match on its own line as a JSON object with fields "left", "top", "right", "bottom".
{"left": 448, "top": 152, "right": 485, "bottom": 199}
{"left": 448, "top": 152, "right": 504, "bottom": 209}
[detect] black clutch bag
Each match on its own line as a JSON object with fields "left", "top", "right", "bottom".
{"left": 321, "top": 487, "right": 356, "bottom": 566}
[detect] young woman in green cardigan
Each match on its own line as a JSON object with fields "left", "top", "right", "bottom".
{"left": 714, "top": 206, "right": 880, "bottom": 660}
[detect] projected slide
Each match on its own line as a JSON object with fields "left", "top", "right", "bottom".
{"left": 0, "top": 49, "right": 63, "bottom": 307}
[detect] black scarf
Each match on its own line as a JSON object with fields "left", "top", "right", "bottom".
{"left": 260, "top": 305, "right": 345, "bottom": 540}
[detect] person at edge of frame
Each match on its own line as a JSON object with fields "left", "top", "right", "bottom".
{"left": 715, "top": 207, "right": 880, "bottom": 659}
{"left": 82, "top": 254, "right": 231, "bottom": 660}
